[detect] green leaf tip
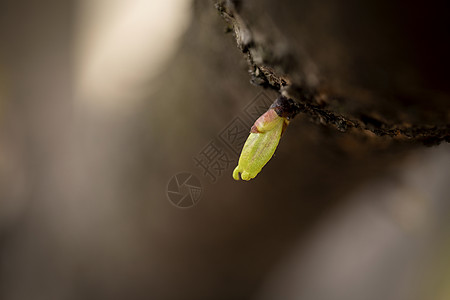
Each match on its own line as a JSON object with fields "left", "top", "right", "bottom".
{"left": 233, "top": 96, "right": 299, "bottom": 181}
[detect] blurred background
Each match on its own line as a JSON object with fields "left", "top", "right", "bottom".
{"left": 0, "top": 1, "right": 449, "bottom": 300}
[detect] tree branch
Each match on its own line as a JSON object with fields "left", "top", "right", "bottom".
{"left": 215, "top": 0, "right": 450, "bottom": 145}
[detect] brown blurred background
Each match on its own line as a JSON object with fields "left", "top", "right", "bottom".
{"left": 0, "top": 1, "right": 449, "bottom": 300}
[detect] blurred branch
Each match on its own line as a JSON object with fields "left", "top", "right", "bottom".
{"left": 215, "top": 0, "right": 450, "bottom": 145}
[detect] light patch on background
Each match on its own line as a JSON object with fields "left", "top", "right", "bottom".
{"left": 76, "top": 0, "right": 192, "bottom": 113}
{"left": 257, "top": 144, "right": 450, "bottom": 300}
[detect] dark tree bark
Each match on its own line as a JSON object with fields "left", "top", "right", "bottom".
{"left": 216, "top": 0, "right": 450, "bottom": 145}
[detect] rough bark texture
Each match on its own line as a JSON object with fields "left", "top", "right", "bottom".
{"left": 216, "top": 0, "right": 450, "bottom": 145}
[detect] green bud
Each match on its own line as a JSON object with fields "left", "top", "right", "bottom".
{"left": 232, "top": 96, "right": 299, "bottom": 181}
{"left": 233, "top": 109, "right": 288, "bottom": 181}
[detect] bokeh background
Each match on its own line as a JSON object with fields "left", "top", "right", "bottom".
{"left": 0, "top": 1, "right": 449, "bottom": 300}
